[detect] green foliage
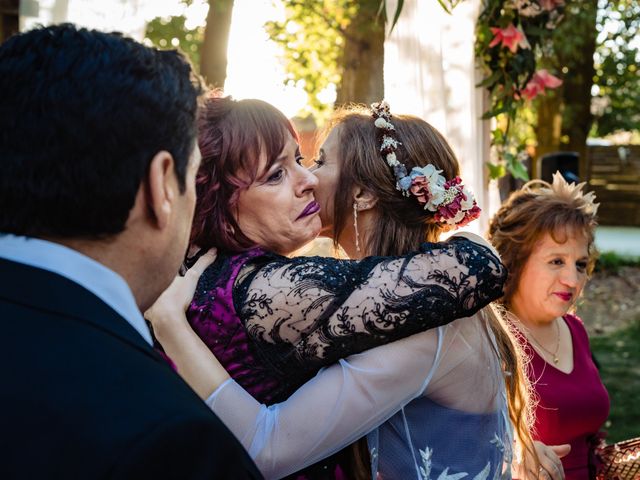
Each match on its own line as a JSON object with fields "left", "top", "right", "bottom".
{"left": 591, "top": 317, "right": 640, "bottom": 442}
{"left": 595, "top": 251, "right": 640, "bottom": 274}
{"left": 265, "top": 0, "right": 468, "bottom": 120}
{"left": 592, "top": 0, "right": 640, "bottom": 136}
{"left": 144, "top": 4, "right": 204, "bottom": 72}
{"left": 265, "top": 0, "right": 357, "bottom": 120}
{"left": 476, "top": 0, "right": 565, "bottom": 180}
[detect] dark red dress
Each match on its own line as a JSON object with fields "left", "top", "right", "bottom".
{"left": 524, "top": 313, "right": 610, "bottom": 480}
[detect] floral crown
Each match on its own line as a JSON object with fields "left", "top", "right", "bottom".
{"left": 371, "top": 101, "right": 481, "bottom": 228}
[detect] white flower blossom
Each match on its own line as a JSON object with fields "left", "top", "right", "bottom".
{"left": 380, "top": 135, "right": 401, "bottom": 151}
{"left": 374, "top": 117, "right": 388, "bottom": 129}
{"left": 428, "top": 183, "right": 447, "bottom": 207}
{"left": 461, "top": 185, "right": 476, "bottom": 210}
{"left": 386, "top": 152, "right": 399, "bottom": 166}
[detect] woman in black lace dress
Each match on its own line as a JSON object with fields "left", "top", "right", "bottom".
{"left": 148, "top": 94, "right": 515, "bottom": 479}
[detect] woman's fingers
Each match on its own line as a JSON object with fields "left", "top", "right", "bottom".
{"left": 539, "top": 444, "right": 566, "bottom": 480}
{"left": 186, "top": 248, "right": 217, "bottom": 279}
{"left": 146, "top": 248, "right": 217, "bottom": 323}
{"left": 550, "top": 444, "right": 571, "bottom": 459}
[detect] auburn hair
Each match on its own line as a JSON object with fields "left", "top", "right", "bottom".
{"left": 191, "top": 92, "right": 298, "bottom": 252}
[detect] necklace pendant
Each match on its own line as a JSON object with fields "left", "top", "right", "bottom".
{"left": 554, "top": 356, "right": 559, "bottom": 364}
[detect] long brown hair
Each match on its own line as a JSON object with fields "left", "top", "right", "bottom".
{"left": 321, "top": 104, "right": 538, "bottom": 476}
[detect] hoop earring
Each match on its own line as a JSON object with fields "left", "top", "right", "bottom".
{"left": 353, "top": 202, "right": 361, "bottom": 253}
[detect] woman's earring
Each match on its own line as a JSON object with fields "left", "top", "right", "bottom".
{"left": 353, "top": 202, "right": 361, "bottom": 253}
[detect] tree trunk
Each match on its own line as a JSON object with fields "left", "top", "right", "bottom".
{"left": 335, "top": 0, "right": 385, "bottom": 106}
{"left": 200, "top": 0, "right": 235, "bottom": 89}
{"left": 534, "top": 93, "right": 563, "bottom": 175}
{"left": 558, "top": 0, "right": 598, "bottom": 178}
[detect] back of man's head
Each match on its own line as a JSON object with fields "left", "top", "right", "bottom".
{"left": 0, "top": 23, "right": 203, "bottom": 238}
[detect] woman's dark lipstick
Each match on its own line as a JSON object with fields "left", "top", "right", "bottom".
{"left": 554, "top": 292, "right": 573, "bottom": 302}
{"left": 297, "top": 201, "right": 320, "bottom": 220}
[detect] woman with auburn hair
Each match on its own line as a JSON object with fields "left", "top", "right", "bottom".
{"left": 488, "top": 173, "right": 609, "bottom": 480}
{"left": 151, "top": 99, "right": 544, "bottom": 478}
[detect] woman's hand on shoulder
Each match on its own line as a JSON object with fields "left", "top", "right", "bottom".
{"left": 145, "top": 248, "right": 217, "bottom": 335}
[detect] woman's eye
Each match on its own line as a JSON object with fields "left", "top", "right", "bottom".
{"left": 550, "top": 258, "right": 564, "bottom": 266}
{"left": 576, "top": 261, "right": 588, "bottom": 273}
{"left": 267, "top": 168, "right": 284, "bottom": 183}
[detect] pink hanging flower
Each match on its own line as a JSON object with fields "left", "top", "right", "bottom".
{"left": 520, "top": 69, "right": 563, "bottom": 101}
{"left": 489, "top": 24, "right": 530, "bottom": 53}
{"left": 539, "top": 0, "right": 565, "bottom": 11}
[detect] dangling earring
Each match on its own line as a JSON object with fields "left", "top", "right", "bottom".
{"left": 353, "top": 202, "right": 361, "bottom": 253}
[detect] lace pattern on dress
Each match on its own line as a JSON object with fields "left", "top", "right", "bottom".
{"left": 234, "top": 237, "right": 506, "bottom": 377}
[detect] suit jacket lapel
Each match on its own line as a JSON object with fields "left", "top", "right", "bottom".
{"left": 0, "top": 257, "right": 161, "bottom": 363}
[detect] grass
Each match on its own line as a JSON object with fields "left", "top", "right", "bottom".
{"left": 591, "top": 316, "right": 640, "bottom": 442}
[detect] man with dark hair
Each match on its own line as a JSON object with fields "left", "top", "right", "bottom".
{"left": 0, "top": 24, "right": 262, "bottom": 479}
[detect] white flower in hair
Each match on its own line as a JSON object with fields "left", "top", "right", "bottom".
{"left": 461, "top": 185, "right": 476, "bottom": 210}
{"left": 429, "top": 183, "right": 447, "bottom": 208}
{"left": 413, "top": 164, "right": 444, "bottom": 184}
{"left": 386, "top": 152, "right": 399, "bottom": 166}
{"left": 449, "top": 209, "right": 467, "bottom": 225}
{"left": 375, "top": 117, "right": 389, "bottom": 129}
{"left": 380, "top": 135, "right": 401, "bottom": 151}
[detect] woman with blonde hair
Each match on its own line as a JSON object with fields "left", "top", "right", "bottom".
{"left": 489, "top": 173, "right": 609, "bottom": 480}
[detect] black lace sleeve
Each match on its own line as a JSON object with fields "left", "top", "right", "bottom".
{"left": 233, "top": 236, "right": 506, "bottom": 377}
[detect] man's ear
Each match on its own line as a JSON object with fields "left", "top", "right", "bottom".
{"left": 145, "top": 150, "right": 177, "bottom": 230}
{"left": 352, "top": 186, "right": 378, "bottom": 212}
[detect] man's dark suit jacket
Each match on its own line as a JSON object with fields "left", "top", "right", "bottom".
{"left": 0, "top": 257, "right": 263, "bottom": 479}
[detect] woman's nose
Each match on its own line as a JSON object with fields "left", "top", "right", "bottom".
{"left": 296, "top": 164, "right": 319, "bottom": 195}
{"left": 560, "top": 267, "right": 580, "bottom": 288}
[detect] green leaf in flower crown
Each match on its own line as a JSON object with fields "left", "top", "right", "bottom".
{"left": 486, "top": 162, "right": 507, "bottom": 180}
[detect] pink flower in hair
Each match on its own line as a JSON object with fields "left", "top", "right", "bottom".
{"left": 409, "top": 175, "right": 430, "bottom": 205}
{"left": 457, "top": 205, "right": 482, "bottom": 228}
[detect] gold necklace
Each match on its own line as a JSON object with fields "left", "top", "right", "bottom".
{"left": 526, "top": 318, "right": 561, "bottom": 364}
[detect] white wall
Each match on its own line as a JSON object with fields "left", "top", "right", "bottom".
{"left": 384, "top": 0, "right": 501, "bottom": 235}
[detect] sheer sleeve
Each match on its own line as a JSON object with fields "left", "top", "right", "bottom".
{"left": 235, "top": 234, "right": 506, "bottom": 373}
{"left": 206, "top": 327, "right": 444, "bottom": 479}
